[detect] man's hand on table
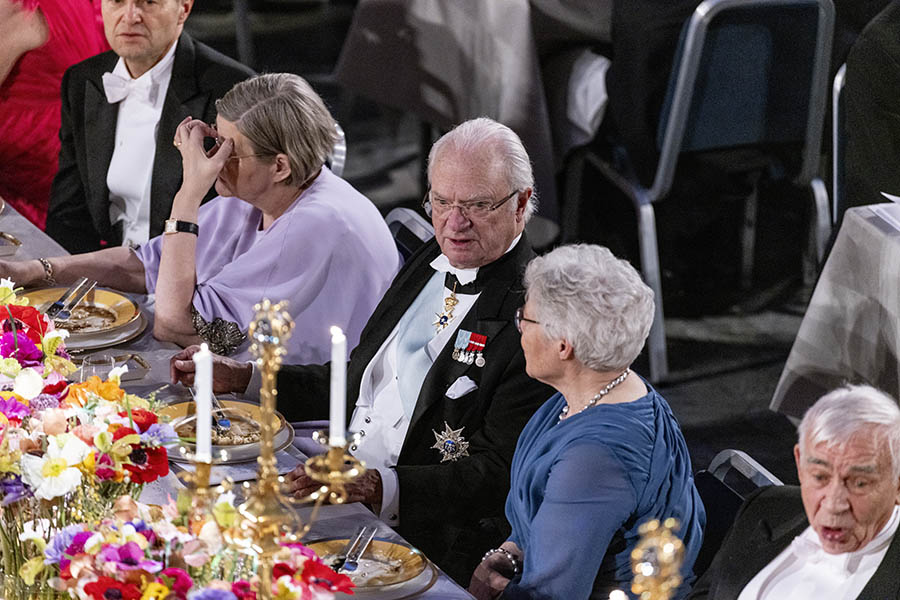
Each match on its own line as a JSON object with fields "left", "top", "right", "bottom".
{"left": 170, "top": 344, "right": 252, "bottom": 394}
{"left": 285, "top": 463, "right": 383, "bottom": 506}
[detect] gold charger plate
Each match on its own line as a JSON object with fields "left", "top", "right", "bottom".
{"left": 307, "top": 538, "right": 428, "bottom": 589}
{"left": 63, "top": 313, "right": 147, "bottom": 352}
{"left": 23, "top": 287, "right": 141, "bottom": 335}
{"left": 160, "top": 397, "right": 294, "bottom": 464}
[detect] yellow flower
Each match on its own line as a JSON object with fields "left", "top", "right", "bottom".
{"left": 44, "top": 355, "right": 77, "bottom": 378}
{"left": 0, "top": 359, "right": 21, "bottom": 378}
{"left": 18, "top": 556, "right": 44, "bottom": 585}
{"left": 141, "top": 582, "right": 169, "bottom": 600}
{"left": 82, "top": 451, "right": 96, "bottom": 475}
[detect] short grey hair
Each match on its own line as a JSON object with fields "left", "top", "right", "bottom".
{"left": 427, "top": 117, "right": 538, "bottom": 221}
{"left": 215, "top": 73, "right": 338, "bottom": 187}
{"left": 798, "top": 384, "right": 900, "bottom": 478}
{"left": 524, "top": 244, "right": 655, "bottom": 372}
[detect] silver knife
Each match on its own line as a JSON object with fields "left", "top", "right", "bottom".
{"left": 44, "top": 277, "right": 88, "bottom": 319}
{"left": 55, "top": 280, "right": 98, "bottom": 321}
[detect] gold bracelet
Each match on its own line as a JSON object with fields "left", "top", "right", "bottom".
{"left": 37, "top": 258, "right": 55, "bottom": 285}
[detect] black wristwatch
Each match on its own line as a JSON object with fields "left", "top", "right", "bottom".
{"left": 163, "top": 219, "right": 199, "bottom": 236}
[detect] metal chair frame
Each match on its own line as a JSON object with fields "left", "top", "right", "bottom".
{"left": 832, "top": 63, "right": 847, "bottom": 225}
{"left": 573, "top": 0, "right": 834, "bottom": 382}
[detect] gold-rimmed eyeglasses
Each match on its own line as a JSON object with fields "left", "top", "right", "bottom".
{"left": 422, "top": 188, "right": 519, "bottom": 219}
{"left": 514, "top": 306, "right": 540, "bottom": 332}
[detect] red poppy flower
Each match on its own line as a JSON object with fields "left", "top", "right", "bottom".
{"left": 118, "top": 408, "right": 158, "bottom": 433}
{"left": 273, "top": 562, "right": 297, "bottom": 580}
{"left": 301, "top": 560, "right": 355, "bottom": 594}
{"left": 124, "top": 444, "right": 168, "bottom": 483}
{"left": 41, "top": 380, "right": 67, "bottom": 396}
{"left": 231, "top": 580, "right": 256, "bottom": 600}
{"left": 83, "top": 576, "right": 142, "bottom": 600}
{"left": 113, "top": 425, "right": 138, "bottom": 441}
{"left": 1, "top": 305, "right": 48, "bottom": 345}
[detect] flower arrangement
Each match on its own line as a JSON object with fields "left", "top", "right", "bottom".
{"left": 0, "top": 280, "right": 180, "bottom": 583}
{"left": 18, "top": 493, "right": 353, "bottom": 600}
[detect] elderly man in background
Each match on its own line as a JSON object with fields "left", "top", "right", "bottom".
{"left": 46, "top": 0, "right": 254, "bottom": 253}
{"left": 690, "top": 384, "right": 900, "bottom": 599}
{"left": 170, "top": 117, "right": 554, "bottom": 583}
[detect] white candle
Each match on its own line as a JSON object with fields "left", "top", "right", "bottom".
{"left": 192, "top": 343, "right": 213, "bottom": 462}
{"left": 329, "top": 326, "right": 347, "bottom": 446}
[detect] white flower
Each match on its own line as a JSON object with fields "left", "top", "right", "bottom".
{"left": 18, "top": 519, "right": 50, "bottom": 543}
{"left": 21, "top": 434, "right": 91, "bottom": 500}
{"left": 43, "top": 330, "right": 69, "bottom": 342}
{"left": 14, "top": 368, "right": 44, "bottom": 400}
{"left": 107, "top": 364, "right": 128, "bottom": 383}
{"left": 0, "top": 279, "right": 15, "bottom": 303}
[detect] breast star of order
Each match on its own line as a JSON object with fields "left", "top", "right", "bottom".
{"left": 431, "top": 421, "right": 470, "bottom": 463}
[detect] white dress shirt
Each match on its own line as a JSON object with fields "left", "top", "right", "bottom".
{"left": 105, "top": 40, "right": 178, "bottom": 248}
{"left": 738, "top": 505, "right": 900, "bottom": 600}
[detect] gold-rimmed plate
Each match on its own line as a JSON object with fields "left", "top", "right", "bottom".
{"left": 159, "top": 397, "right": 294, "bottom": 464}
{"left": 23, "top": 287, "right": 141, "bottom": 335}
{"left": 307, "top": 539, "right": 428, "bottom": 589}
{"left": 62, "top": 313, "right": 147, "bottom": 352}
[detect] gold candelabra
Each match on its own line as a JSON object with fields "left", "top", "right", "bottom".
{"left": 193, "top": 299, "right": 365, "bottom": 600}
{"left": 628, "top": 518, "right": 685, "bottom": 600}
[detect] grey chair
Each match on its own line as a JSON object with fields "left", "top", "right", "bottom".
{"left": 563, "top": 0, "right": 834, "bottom": 382}
{"left": 384, "top": 207, "right": 434, "bottom": 263}
{"left": 693, "top": 449, "right": 783, "bottom": 577}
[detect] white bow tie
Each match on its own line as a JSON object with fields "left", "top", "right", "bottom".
{"left": 430, "top": 254, "right": 478, "bottom": 284}
{"left": 101, "top": 72, "right": 159, "bottom": 105}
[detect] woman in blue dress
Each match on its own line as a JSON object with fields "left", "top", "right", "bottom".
{"left": 469, "top": 244, "right": 705, "bottom": 599}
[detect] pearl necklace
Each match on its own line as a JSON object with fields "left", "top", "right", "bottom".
{"left": 558, "top": 369, "right": 630, "bottom": 422}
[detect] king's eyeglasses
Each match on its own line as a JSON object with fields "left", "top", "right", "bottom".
{"left": 514, "top": 306, "right": 540, "bottom": 332}
{"left": 422, "top": 188, "right": 519, "bottom": 219}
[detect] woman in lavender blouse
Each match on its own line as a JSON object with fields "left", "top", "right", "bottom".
{"left": 1, "top": 74, "right": 400, "bottom": 363}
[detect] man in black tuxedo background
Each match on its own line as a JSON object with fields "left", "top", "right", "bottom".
{"left": 170, "top": 117, "right": 554, "bottom": 583}
{"left": 47, "top": 0, "right": 253, "bottom": 253}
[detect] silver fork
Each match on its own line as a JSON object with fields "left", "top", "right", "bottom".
{"left": 43, "top": 277, "right": 89, "bottom": 319}
{"left": 54, "top": 280, "right": 98, "bottom": 321}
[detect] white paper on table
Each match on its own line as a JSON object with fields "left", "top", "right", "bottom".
{"left": 880, "top": 192, "right": 900, "bottom": 203}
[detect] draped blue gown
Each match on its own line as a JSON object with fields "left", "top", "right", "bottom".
{"left": 503, "top": 383, "right": 705, "bottom": 599}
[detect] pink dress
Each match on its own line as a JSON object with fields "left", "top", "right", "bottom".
{"left": 0, "top": 0, "right": 107, "bottom": 229}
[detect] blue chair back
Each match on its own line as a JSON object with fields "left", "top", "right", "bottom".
{"left": 652, "top": 0, "right": 834, "bottom": 200}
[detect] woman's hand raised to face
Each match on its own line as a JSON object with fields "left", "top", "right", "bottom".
{"left": 172, "top": 117, "right": 233, "bottom": 199}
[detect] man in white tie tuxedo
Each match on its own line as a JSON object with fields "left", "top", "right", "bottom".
{"left": 690, "top": 384, "right": 900, "bottom": 600}
{"left": 46, "top": 0, "right": 253, "bottom": 253}
{"left": 170, "top": 117, "right": 555, "bottom": 583}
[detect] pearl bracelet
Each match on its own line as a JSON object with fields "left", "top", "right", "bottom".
{"left": 482, "top": 547, "right": 520, "bottom": 576}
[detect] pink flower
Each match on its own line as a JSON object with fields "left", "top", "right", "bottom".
{"left": 97, "top": 542, "right": 162, "bottom": 573}
{"left": 159, "top": 567, "right": 193, "bottom": 599}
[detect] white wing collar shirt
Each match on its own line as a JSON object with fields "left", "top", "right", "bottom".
{"left": 738, "top": 505, "right": 900, "bottom": 600}
{"left": 348, "top": 234, "right": 522, "bottom": 526}
{"left": 103, "top": 39, "right": 178, "bottom": 248}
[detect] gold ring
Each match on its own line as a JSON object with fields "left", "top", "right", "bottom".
{"left": 173, "top": 140, "right": 181, "bottom": 147}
